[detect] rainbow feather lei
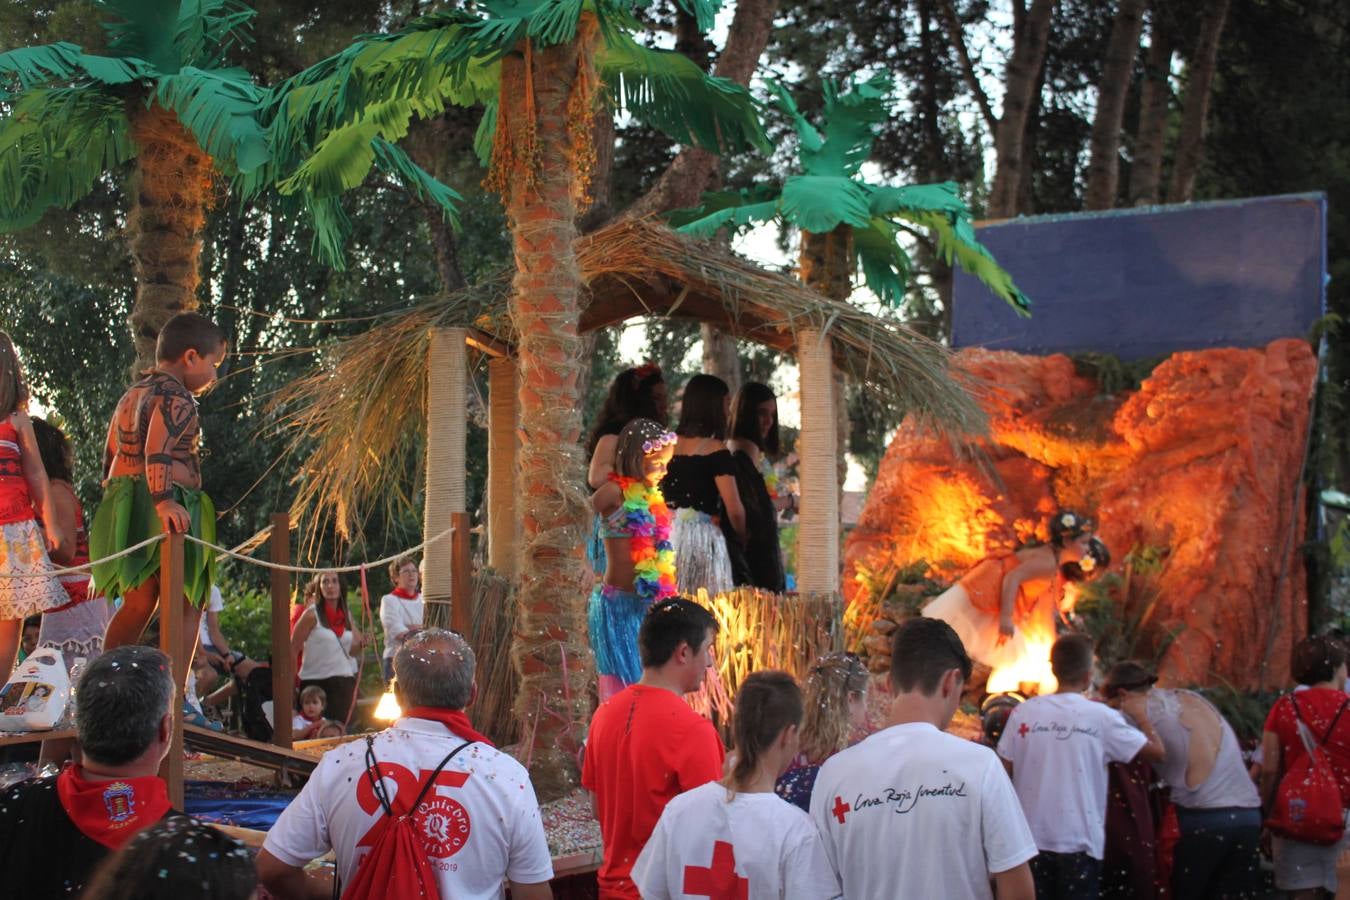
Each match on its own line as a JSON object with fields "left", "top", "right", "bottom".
{"left": 609, "top": 474, "right": 677, "bottom": 601}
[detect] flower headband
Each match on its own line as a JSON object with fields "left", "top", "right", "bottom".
{"left": 642, "top": 431, "right": 677, "bottom": 454}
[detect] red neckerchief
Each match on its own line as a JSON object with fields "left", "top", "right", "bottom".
{"left": 322, "top": 600, "right": 347, "bottom": 638}
{"left": 390, "top": 587, "right": 420, "bottom": 600}
{"left": 56, "top": 766, "right": 170, "bottom": 849}
{"left": 299, "top": 711, "right": 324, "bottom": 723}
{"left": 404, "top": 706, "right": 495, "bottom": 747}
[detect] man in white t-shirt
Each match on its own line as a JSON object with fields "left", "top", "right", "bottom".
{"left": 257, "top": 628, "right": 553, "bottom": 900}
{"left": 811, "top": 617, "right": 1037, "bottom": 900}
{"left": 997, "top": 633, "right": 1164, "bottom": 899}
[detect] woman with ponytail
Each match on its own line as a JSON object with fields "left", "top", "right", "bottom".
{"left": 631, "top": 671, "right": 842, "bottom": 900}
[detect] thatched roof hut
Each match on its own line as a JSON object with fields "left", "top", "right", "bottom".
{"left": 274, "top": 218, "right": 984, "bottom": 595}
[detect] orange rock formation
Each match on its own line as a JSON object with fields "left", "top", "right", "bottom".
{"left": 845, "top": 339, "right": 1318, "bottom": 689}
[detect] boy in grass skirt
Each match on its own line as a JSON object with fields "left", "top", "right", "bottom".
{"left": 91, "top": 313, "right": 227, "bottom": 691}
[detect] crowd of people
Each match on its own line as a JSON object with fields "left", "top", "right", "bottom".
{"left": 5, "top": 326, "right": 1350, "bottom": 899}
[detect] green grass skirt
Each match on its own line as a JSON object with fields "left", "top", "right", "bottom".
{"left": 89, "top": 476, "right": 216, "bottom": 607}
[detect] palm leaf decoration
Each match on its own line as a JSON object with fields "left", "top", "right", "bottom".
{"left": 260, "top": 0, "right": 768, "bottom": 265}
{"left": 671, "top": 74, "right": 1030, "bottom": 315}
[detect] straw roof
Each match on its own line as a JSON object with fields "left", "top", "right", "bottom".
{"left": 273, "top": 218, "right": 986, "bottom": 540}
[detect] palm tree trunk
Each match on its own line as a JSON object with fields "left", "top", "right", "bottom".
{"left": 126, "top": 103, "right": 212, "bottom": 374}
{"left": 1084, "top": 0, "right": 1147, "bottom": 210}
{"left": 497, "top": 24, "right": 598, "bottom": 802}
{"left": 799, "top": 227, "right": 853, "bottom": 506}
{"left": 1129, "top": 5, "right": 1176, "bottom": 206}
{"left": 988, "top": 0, "right": 1058, "bottom": 218}
{"left": 1166, "top": 0, "right": 1231, "bottom": 203}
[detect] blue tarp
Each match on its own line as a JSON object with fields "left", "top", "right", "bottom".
{"left": 952, "top": 193, "right": 1328, "bottom": 360}
{"left": 185, "top": 779, "right": 294, "bottom": 830}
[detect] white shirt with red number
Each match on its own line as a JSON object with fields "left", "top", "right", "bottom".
{"left": 810, "top": 722, "right": 1035, "bottom": 900}
{"left": 263, "top": 717, "right": 553, "bottom": 898}
{"left": 631, "top": 781, "right": 841, "bottom": 900}
{"left": 997, "top": 692, "right": 1148, "bottom": 859}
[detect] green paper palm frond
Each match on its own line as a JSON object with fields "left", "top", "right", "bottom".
{"left": 871, "top": 181, "right": 1030, "bottom": 315}
{"left": 0, "top": 43, "right": 153, "bottom": 96}
{"left": 0, "top": 87, "right": 136, "bottom": 230}
{"left": 597, "top": 33, "right": 768, "bottom": 155}
{"left": 780, "top": 174, "right": 870, "bottom": 233}
{"left": 155, "top": 66, "right": 269, "bottom": 173}
{"left": 472, "top": 0, "right": 587, "bottom": 54}
{"left": 671, "top": 75, "right": 1029, "bottom": 314}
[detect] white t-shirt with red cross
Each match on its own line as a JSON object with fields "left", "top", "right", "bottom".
{"left": 997, "top": 691, "right": 1148, "bottom": 859}
{"left": 630, "top": 781, "right": 841, "bottom": 900}
{"left": 262, "top": 717, "right": 553, "bottom": 898}
{"left": 810, "top": 722, "right": 1036, "bottom": 900}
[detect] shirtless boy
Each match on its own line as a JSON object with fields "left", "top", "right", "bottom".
{"left": 91, "top": 313, "right": 227, "bottom": 687}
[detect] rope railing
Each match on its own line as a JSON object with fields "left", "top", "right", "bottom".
{"left": 0, "top": 526, "right": 455, "bottom": 579}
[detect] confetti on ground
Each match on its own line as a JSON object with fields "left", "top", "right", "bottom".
{"left": 540, "top": 789, "right": 601, "bottom": 859}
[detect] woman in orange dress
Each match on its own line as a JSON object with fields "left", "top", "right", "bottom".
{"left": 923, "top": 510, "right": 1109, "bottom": 668}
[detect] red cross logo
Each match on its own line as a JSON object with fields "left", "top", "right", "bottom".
{"left": 1018, "top": 722, "right": 1030, "bottom": 738}
{"left": 683, "top": 840, "right": 748, "bottom": 900}
{"left": 831, "top": 795, "right": 851, "bottom": 824}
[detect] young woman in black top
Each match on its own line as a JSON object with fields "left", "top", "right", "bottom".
{"left": 659, "top": 374, "right": 745, "bottom": 595}
{"left": 725, "top": 382, "right": 792, "bottom": 591}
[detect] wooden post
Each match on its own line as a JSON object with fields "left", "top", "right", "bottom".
{"left": 269, "top": 513, "right": 293, "bottom": 749}
{"left": 796, "top": 328, "right": 841, "bottom": 594}
{"left": 452, "top": 512, "right": 472, "bottom": 635}
{"left": 424, "top": 327, "right": 468, "bottom": 627}
{"left": 486, "top": 356, "right": 519, "bottom": 579}
{"left": 157, "top": 532, "right": 185, "bottom": 810}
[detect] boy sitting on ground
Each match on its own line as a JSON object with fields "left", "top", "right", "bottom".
{"left": 92, "top": 313, "right": 227, "bottom": 700}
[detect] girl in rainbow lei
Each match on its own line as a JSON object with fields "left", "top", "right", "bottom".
{"left": 587, "top": 418, "right": 677, "bottom": 701}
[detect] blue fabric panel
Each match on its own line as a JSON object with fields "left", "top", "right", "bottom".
{"left": 952, "top": 193, "right": 1327, "bottom": 360}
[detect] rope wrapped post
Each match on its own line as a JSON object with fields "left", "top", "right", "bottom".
{"left": 157, "top": 532, "right": 186, "bottom": 810}
{"left": 487, "top": 356, "right": 520, "bottom": 579}
{"left": 424, "top": 327, "right": 469, "bottom": 628}
{"left": 269, "top": 513, "right": 293, "bottom": 749}
{"left": 796, "top": 328, "right": 841, "bottom": 594}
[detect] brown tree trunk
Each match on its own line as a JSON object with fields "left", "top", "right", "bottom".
{"left": 498, "top": 24, "right": 598, "bottom": 801}
{"left": 1167, "top": 0, "right": 1230, "bottom": 203}
{"left": 800, "top": 227, "right": 853, "bottom": 500}
{"left": 621, "top": 0, "right": 779, "bottom": 220}
{"left": 1129, "top": 5, "right": 1176, "bottom": 206}
{"left": 126, "top": 104, "right": 212, "bottom": 375}
{"left": 988, "top": 0, "right": 1058, "bottom": 218}
{"left": 1084, "top": 0, "right": 1148, "bottom": 210}
{"left": 701, "top": 324, "right": 741, "bottom": 395}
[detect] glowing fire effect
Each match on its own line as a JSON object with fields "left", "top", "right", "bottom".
{"left": 986, "top": 637, "right": 1058, "bottom": 695}
{"left": 374, "top": 690, "right": 402, "bottom": 721}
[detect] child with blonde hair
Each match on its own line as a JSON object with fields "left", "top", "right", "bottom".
{"left": 775, "top": 651, "right": 869, "bottom": 811}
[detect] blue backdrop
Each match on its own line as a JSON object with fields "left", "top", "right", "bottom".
{"left": 951, "top": 193, "right": 1327, "bottom": 360}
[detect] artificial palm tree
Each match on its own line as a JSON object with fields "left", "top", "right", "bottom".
{"left": 672, "top": 73, "right": 1030, "bottom": 315}
{"left": 0, "top": 0, "right": 274, "bottom": 370}
{"left": 266, "top": 0, "right": 766, "bottom": 796}
{"left": 0, "top": 0, "right": 459, "bottom": 372}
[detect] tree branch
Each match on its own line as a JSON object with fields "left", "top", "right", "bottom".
{"left": 619, "top": 0, "right": 780, "bottom": 221}
{"left": 937, "top": 0, "right": 999, "bottom": 136}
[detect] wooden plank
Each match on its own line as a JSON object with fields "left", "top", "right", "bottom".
{"left": 270, "top": 512, "right": 293, "bottom": 750}
{"left": 452, "top": 512, "right": 472, "bottom": 635}
{"left": 158, "top": 532, "right": 186, "bottom": 810}
{"left": 0, "top": 728, "right": 76, "bottom": 747}
{"left": 183, "top": 724, "right": 317, "bottom": 780}
{"left": 465, "top": 326, "right": 513, "bottom": 360}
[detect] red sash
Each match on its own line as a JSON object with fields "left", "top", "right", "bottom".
{"left": 404, "top": 707, "right": 494, "bottom": 747}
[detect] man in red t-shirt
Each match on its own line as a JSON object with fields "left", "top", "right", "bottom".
{"left": 583, "top": 596, "right": 724, "bottom": 899}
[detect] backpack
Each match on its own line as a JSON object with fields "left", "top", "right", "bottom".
{"left": 1266, "top": 693, "right": 1349, "bottom": 845}
{"left": 339, "top": 735, "right": 476, "bottom": 900}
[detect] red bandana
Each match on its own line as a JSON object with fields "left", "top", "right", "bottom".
{"left": 404, "top": 707, "right": 495, "bottom": 747}
{"left": 390, "top": 587, "right": 420, "bottom": 600}
{"left": 322, "top": 601, "right": 347, "bottom": 638}
{"left": 56, "top": 766, "right": 170, "bottom": 849}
